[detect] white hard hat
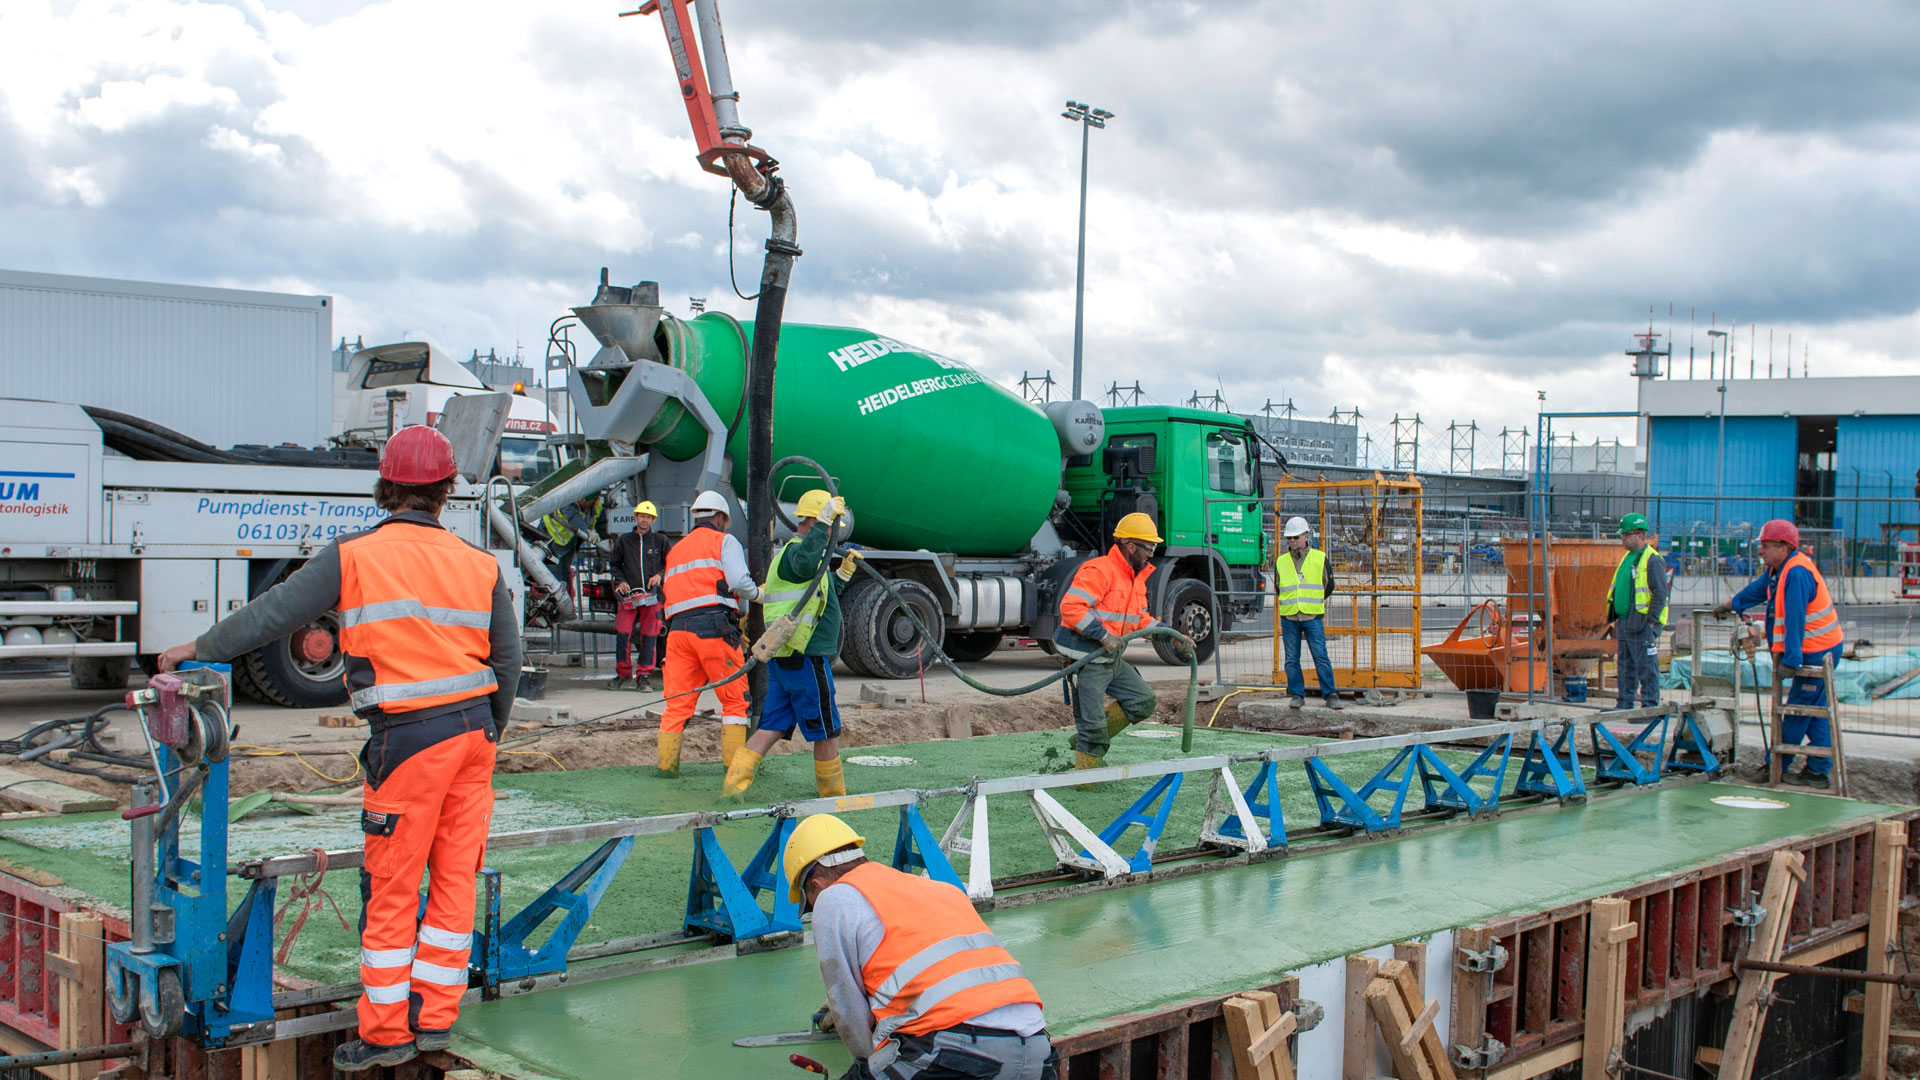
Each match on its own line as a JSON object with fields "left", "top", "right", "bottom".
{"left": 690, "top": 490, "right": 731, "bottom": 518}
{"left": 1282, "top": 516, "right": 1311, "bottom": 538}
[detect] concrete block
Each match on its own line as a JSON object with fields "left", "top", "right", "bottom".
{"left": 1195, "top": 682, "right": 1239, "bottom": 702}
{"left": 860, "top": 683, "right": 911, "bottom": 708}
{"left": 1496, "top": 701, "right": 1557, "bottom": 721}
{"left": 943, "top": 709, "right": 971, "bottom": 740}
{"left": 318, "top": 714, "right": 365, "bottom": 728}
{"left": 526, "top": 651, "right": 583, "bottom": 668}
{"left": 512, "top": 700, "right": 576, "bottom": 727}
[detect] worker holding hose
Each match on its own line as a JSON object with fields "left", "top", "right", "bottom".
{"left": 1054, "top": 513, "right": 1188, "bottom": 775}
{"left": 784, "top": 814, "right": 1056, "bottom": 1080}
{"left": 155, "top": 425, "right": 519, "bottom": 1072}
{"left": 723, "top": 489, "right": 858, "bottom": 800}
{"left": 657, "top": 490, "right": 760, "bottom": 777}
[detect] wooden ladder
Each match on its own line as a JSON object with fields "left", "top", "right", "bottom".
{"left": 1768, "top": 653, "right": 1849, "bottom": 796}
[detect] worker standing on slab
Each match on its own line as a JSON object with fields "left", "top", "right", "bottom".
{"left": 784, "top": 815, "right": 1056, "bottom": 1080}
{"left": 607, "top": 499, "right": 670, "bottom": 692}
{"left": 1604, "top": 513, "right": 1669, "bottom": 711}
{"left": 541, "top": 493, "right": 605, "bottom": 587}
{"left": 658, "top": 489, "right": 760, "bottom": 777}
{"left": 1714, "top": 519, "right": 1845, "bottom": 788}
{"left": 156, "top": 425, "right": 518, "bottom": 1072}
{"left": 723, "top": 489, "right": 859, "bottom": 800}
{"left": 1054, "top": 513, "right": 1185, "bottom": 774}
{"left": 1276, "top": 516, "right": 1343, "bottom": 710}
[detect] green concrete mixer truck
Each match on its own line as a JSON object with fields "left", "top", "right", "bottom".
{"left": 516, "top": 272, "right": 1268, "bottom": 679}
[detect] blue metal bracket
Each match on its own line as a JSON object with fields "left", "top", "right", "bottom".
{"left": 1081, "top": 773, "right": 1184, "bottom": 872}
{"left": 1513, "top": 721, "right": 1588, "bottom": 800}
{"left": 1665, "top": 710, "right": 1722, "bottom": 775}
{"left": 1217, "top": 761, "right": 1289, "bottom": 848}
{"left": 891, "top": 805, "right": 965, "bottom": 891}
{"left": 1419, "top": 736, "right": 1512, "bottom": 816}
{"left": 1591, "top": 710, "right": 1669, "bottom": 785}
{"left": 684, "top": 819, "right": 801, "bottom": 941}
{"left": 1307, "top": 749, "right": 1418, "bottom": 832}
{"left": 474, "top": 836, "right": 634, "bottom": 987}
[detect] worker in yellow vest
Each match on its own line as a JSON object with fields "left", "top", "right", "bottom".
{"left": 1603, "top": 513, "right": 1669, "bottom": 711}
{"left": 1714, "top": 519, "right": 1845, "bottom": 788}
{"left": 1276, "top": 516, "right": 1342, "bottom": 710}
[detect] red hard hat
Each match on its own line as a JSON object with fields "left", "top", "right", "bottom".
{"left": 1757, "top": 519, "right": 1800, "bottom": 547}
{"left": 380, "top": 425, "right": 457, "bottom": 484}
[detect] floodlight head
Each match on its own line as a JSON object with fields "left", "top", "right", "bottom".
{"left": 1092, "top": 108, "right": 1114, "bottom": 119}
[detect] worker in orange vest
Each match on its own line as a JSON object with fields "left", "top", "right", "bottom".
{"left": 1054, "top": 513, "right": 1190, "bottom": 774}
{"left": 784, "top": 814, "right": 1056, "bottom": 1080}
{"left": 1714, "top": 519, "right": 1845, "bottom": 788}
{"left": 158, "top": 425, "right": 519, "bottom": 1071}
{"left": 656, "top": 489, "right": 760, "bottom": 777}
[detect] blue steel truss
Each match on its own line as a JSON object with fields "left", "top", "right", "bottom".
{"left": 1080, "top": 773, "right": 1185, "bottom": 872}
{"left": 891, "top": 805, "right": 965, "bottom": 891}
{"left": 1591, "top": 710, "right": 1669, "bottom": 785}
{"left": 685, "top": 820, "right": 801, "bottom": 940}
{"left": 1514, "top": 721, "right": 1589, "bottom": 800}
{"left": 1217, "top": 761, "right": 1289, "bottom": 848}
{"left": 476, "top": 836, "right": 634, "bottom": 986}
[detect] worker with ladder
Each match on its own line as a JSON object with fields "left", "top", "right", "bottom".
{"left": 1714, "top": 519, "right": 1845, "bottom": 789}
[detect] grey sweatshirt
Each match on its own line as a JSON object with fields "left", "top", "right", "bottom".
{"left": 195, "top": 511, "right": 521, "bottom": 725}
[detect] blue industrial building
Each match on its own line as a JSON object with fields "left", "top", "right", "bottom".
{"left": 1639, "top": 375, "right": 1920, "bottom": 552}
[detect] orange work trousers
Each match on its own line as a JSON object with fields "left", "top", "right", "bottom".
{"left": 659, "top": 629, "right": 748, "bottom": 733}
{"left": 356, "top": 727, "right": 497, "bottom": 1047}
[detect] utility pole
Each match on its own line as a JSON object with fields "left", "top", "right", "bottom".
{"left": 1061, "top": 100, "right": 1113, "bottom": 401}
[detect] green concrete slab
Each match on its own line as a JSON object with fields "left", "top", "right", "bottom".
{"left": 447, "top": 783, "right": 1905, "bottom": 1080}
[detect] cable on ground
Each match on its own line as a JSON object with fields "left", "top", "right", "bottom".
{"left": 231, "top": 745, "right": 362, "bottom": 785}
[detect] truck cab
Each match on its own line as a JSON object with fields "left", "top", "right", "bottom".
{"left": 339, "top": 342, "right": 563, "bottom": 486}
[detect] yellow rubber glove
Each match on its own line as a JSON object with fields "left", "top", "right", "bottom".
{"left": 835, "top": 550, "right": 865, "bottom": 582}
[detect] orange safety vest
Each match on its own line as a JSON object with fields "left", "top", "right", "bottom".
{"left": 843, "top": 863, "right": 1042, "bottom": 1062}
{"left": 1769, "top": 551, "right": 1844, "bottom": 656}
{"left": 662, "top": 525, "right": 737, "bottom": 621}
{"left": 338, "top": 518, "right": 498, "bottom": 721}
{"left": 1059, "top": 545, "right": 1156, "bottom": 639}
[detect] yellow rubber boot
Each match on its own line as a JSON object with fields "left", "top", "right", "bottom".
{"left": 720, "top": 724, "right": 747, "bottom": 769}
{"left": 656, "top": 731, "right": 683, "bottom": 778}
{"left": 814, "top": 757, "right": 847, "bottom": 797}
{"left": 1104, "top": 702, "right": 1132, "bottom": 739}
{"left": 722, "top": 748, "right": 764, "bottom": 801}
{"left": 1073, "top": 750, "right": 1105, "bottom": 790}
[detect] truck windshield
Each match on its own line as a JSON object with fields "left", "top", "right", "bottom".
{"left": 1207, "top": 432, "right": 1256, "bottom": 496}
{"left": 362, "top": 357, "right": 428, "bottom": 389}
{"left": 498, "top": 437, "right": 561, "bottom": 485}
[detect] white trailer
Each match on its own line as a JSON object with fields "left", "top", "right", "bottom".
{"left": 0, "top": 399, "right": 522, "bottom": 705}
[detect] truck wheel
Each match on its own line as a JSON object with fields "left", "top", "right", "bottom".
{"left": 943, "top": 631, "right": 1002, "bottom": 664}
{"left": 69, "top": 656, "right": 131, "bottom": 691}
{"left": 1153, "top": 579, "right": 1218, "bottom": 665}
{"left": 239, "top": 614, "right": 349, "bottom": 708}
{"left": 842, "top": 578, "right": 946, "bottom": 680}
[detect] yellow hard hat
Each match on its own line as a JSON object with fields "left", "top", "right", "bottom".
{"left": 795, "top": 489, "right": 834, "bottom": 521}
{"left": 1113, "top": 512, "right": 1163, "bottom": 544}
{"left": 634, "top": 501, "right": 659, "bottom": 518}
{"left": 783, "top": 813, "right": 866, "bottom": 904}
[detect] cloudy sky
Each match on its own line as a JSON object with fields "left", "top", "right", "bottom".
{"left": 5, "top": 0, "right": 1919, "bottom": 460}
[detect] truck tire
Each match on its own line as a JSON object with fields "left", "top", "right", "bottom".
{"left": 69, "top": 656, "right": 131, "bottom": 691}
{"left": 842, "top": 577, "right": 945, "bottom": 680}
{"left": 1153, "top": 578, "right": 1218, "bottom": 666}
{"left": 942, "top": 631, "right": 1002, "bottom": 664}
{"left": 239, "top": 613, "right": 349, "bottom": 709}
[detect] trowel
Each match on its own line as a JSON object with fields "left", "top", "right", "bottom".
{"left": 734, "top": 1008, "right": 836, "bottom": 1048}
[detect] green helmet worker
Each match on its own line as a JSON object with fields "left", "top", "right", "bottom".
{"left": 782, "top": 815, "right": 1053, "bottom": 1079}
{"left": 1604, "top": 512, "right": 1669, "bottom": 712}
{"left": 1052, "top": 512, "right": 1188, "bottom": 778}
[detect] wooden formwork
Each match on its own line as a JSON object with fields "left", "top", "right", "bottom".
{"left": 1451, "top": 808, "right": 1920, "bottom": 1073}
{"left": 1052, "top": 978, "right": 1298, "bottom": 1080}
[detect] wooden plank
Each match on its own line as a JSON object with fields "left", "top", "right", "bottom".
{"left": 1365, "top": 978, "right": 1436, "bottom": 1080}
{"left": 1388, "top": 958, "right": 1456, "bottom": 1080}
{"left": 1718, "top": 849, "right": 1804, "bottom": 1080}
{"left": 53, "top": 911, "right": 104, "bottom": 1080}
{"left": 1871, "top": 666, "right": 1920, "bottom": 700}
{"left": 240, "top": 1039, "right": 298, "bottom": 1080}
{"left": 1242, "top": 992, "right": 1296, "bottom": 1080}
{"left": 1861, "top": 820, "right": 1908, "bottom": 1080}
{"left": 1222, "top": 996, "right": 1276, "bottom": 1080}
{"left": 1449, "top": 928, "right": 1492, "bottom": 1077}
{"left": 1486, "top": 1036, "right": 1583, "bottom": 1080}
{"left": 0, "top": 767, "right": 113, "bottom": 813}
{"left": 1583, "top": 897, "right": 1636, "bottom": 1080}
{"left": 1789, "top": 929, "right": 1867, "bottom": 968}
{"left": 1890, "top": 1030, "right": 1920, "bottom": 1049}
{"left": 1697, "top": 1046, "right": 1724, "bottom": 1068}
{"left": 1344, "top": 954, "right": 1379, "bottom": 1080}
{"left": 1395, "top": 940, "right": 1427, "bottom": 992}
{"left": 0, "top": 858, "right": 63, "bottom": 888}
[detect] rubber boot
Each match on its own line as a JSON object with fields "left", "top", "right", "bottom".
{"left": 1073, "top": 750, "right": 1105, "bottom": 790}
{"left": 721, "top": 724, "right": 747, "bottom": 769}
{"left": 815, "top": 756, "right": 847, "bottom": 797}
{"left": 1104, "top": 702, "right": 1132, "bottom": 739}
{"left": 656, "top": 730, "right": 683, "bottom": 778}
{"left": 723, "top": 748, "right": 764, "bottom": 801}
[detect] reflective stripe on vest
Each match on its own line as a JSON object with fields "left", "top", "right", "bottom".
{"left": 761, "top": 539, "right": 828, "bottom": 656}
{"left": 1616, "top": 547, "right": 1669, "bottom": 625}
{"left": 1059, "top": 547, "right": 1155, "bottom": 639}
{"left": 541, "top": 498, "right": 601, "bottom": 546}
{"left": 845, "top": 863, "right": 1042, "bottom": 1070}
{"left": 1768, "top": 552, "right": 1844, "bottom": 655}
{"left": 662, "top": 527, "right": 737, "bottom": 621}
{"left": 1274, "top": 548, "right": 1328, "bottom": 617}
{"left": 337, "top": 520, "right": 499, "bottom": 719}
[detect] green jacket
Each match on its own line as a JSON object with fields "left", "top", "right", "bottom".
{"left": 775, "top": 523, "right": 842, "bottom": 657}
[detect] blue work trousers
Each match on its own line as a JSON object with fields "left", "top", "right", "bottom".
{"left": 1614, "top": 621, "right": 1663, "bottom": 709}
{"left": 1774, "top": 643, "right": 1841, "bottom": 777}
{"left": 1282, "top": 616, "right": 1338, "bottom": 701}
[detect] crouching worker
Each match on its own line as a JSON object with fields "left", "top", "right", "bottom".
{"left": 785, "top": 814, "right": 1057, "bottom": 1080}
{"left": 723, "top": 489, "right": 860, "bottom": 800}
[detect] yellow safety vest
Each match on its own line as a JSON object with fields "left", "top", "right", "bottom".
{"left": 1274, "top": 548, "right": 1328, "bottom": 617}
{"left": 1617, "top": 547, "right": 1669, "bottom": 625}
{"left": 760, "top": 539, "right": 828, "bottom": 656}
{"left": 542, "top": 498, "right": 603, "bottom": 546}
